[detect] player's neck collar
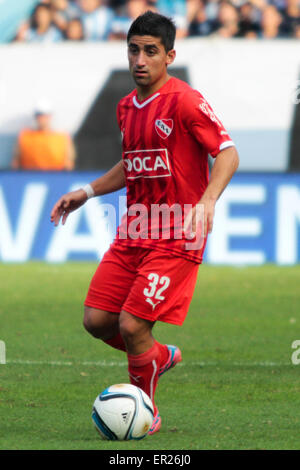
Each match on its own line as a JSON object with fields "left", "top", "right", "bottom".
{"left": 133, "top": 92, "right": 160, "bottom": 109}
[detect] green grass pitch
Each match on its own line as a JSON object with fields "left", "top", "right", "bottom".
{"left": 0, "top": 262, "right": 300, "bottom": 450}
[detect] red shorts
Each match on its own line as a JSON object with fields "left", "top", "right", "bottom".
{"left": 84, "top": 243, "right": 199, "bottom": 326}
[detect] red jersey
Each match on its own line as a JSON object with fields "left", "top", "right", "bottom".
{"left": 114, "top": 76, "right": 234, "bottom": 263}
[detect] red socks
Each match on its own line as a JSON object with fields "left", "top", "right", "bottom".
{"left": 127, "top": 341, "right": 168, "bottom": 413}
{"left": 104, "top": 333, "right": 126, "bottom": 352}
{"left": 103, "top": 334, "right": 169, "bottom": 412}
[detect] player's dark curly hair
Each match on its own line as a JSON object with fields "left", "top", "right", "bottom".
{"left": 127, "top": 11, "right": 176, "bottom": 52}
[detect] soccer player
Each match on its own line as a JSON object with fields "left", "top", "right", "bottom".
{"left": 50, "top": 11, "right": 239, "bottom": 434}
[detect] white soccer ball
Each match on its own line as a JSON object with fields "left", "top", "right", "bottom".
{"left": 92, "top": 383, "right": 154, "bottom": 441}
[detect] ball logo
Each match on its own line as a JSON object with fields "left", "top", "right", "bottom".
{"left": 155, "top": 119, "right": 173, "bottom": 139}
{"left": 123, "top": 149, "right": 171, "bottom": 179}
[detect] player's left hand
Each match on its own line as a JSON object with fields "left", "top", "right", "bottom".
{"left": 185, "top": 197, "right": 216, "bottom": 239}
{"left": 197, "top": 196, "right": 216, "bottom": 237}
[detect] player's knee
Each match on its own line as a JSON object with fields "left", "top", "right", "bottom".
{"left": 119, "top": 311, "right": 147, "bottom": 342}
{"left": 119, "top": 319, "right": 137, "bottom": 342}
{"left": 83, "top": 306, "right": 109, "bottom": 339}
{"left": 83, "top": 307, "right": 96, "bottom": 335}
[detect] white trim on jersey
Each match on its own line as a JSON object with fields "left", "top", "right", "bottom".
{"left": 133, "top": 93, "right": 160, "bottom": 109}
{"left": 219, "top": 141, "right": 235, "bottom": 152}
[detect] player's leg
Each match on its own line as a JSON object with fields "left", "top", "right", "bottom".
{"left": 121, "top": 250, "right": 199, "bottom": 434}
{"left": 83, "top": 306, "right": 126, "bottom": 351}
{"left": 119, "top": 309, "right": 168, "bottom": 421}
{"left": 83, "top": 245, "right": 139, "bottom": 353}
{"left": 119, "top": 309, "right": 154, "bottom": 354}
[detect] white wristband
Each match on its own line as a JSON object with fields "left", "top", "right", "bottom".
{"left": 82, "top": 184, "right": 95, "bottom": 199}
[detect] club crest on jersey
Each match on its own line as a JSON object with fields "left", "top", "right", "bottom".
{"left": 155, "top": 119, "right": 173, "bottom": 139}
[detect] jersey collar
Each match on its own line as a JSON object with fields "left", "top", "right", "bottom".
{"left": 132, "top": 92, "right": 160, "bottom": 109}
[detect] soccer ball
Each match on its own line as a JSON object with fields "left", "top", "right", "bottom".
{"left": 92, "top": 383, "right": 154, "bottom": 441}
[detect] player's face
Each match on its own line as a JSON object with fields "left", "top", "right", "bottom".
{"left": 127, "top": 35, "right": 176, "bottom": 99}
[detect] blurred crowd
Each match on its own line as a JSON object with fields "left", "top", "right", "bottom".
{"left": 14, "top": 0, "right": 300, "bottom": 43}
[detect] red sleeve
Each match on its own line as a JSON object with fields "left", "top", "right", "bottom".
{"left": 179, "top": 89, "right": 235, "bottom": 158}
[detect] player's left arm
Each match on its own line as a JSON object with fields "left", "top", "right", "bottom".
{"left": 194, "top": 146, "right": 239, "bottom": 236}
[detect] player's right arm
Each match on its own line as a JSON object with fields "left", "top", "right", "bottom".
{"left": 50, "top": 160, "right": 125, "bottom": 226}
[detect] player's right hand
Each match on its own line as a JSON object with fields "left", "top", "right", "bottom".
{"left": 50, "top": 189, "right": 88, "bottom": 226}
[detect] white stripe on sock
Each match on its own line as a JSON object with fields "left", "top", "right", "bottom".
{"left": 150, "top": 359, "right": 158, "bottom": 402}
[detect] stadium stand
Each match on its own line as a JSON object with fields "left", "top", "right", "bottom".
{"left": 1, "top": 0, "right": 298, "bottom": 42}
{"left": 0, "top": 0, "right": 299, "bottom": 170}
{"left": 0, "top": 0, "right": 39, "bottom": 43}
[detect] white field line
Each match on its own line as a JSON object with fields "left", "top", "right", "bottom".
{"left": 5, "top": 359, "right": 292, "bottom": 367}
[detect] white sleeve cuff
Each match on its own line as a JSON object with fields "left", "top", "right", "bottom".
{"left": 219, "top": 141, "right": 235, "bottom": 152}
